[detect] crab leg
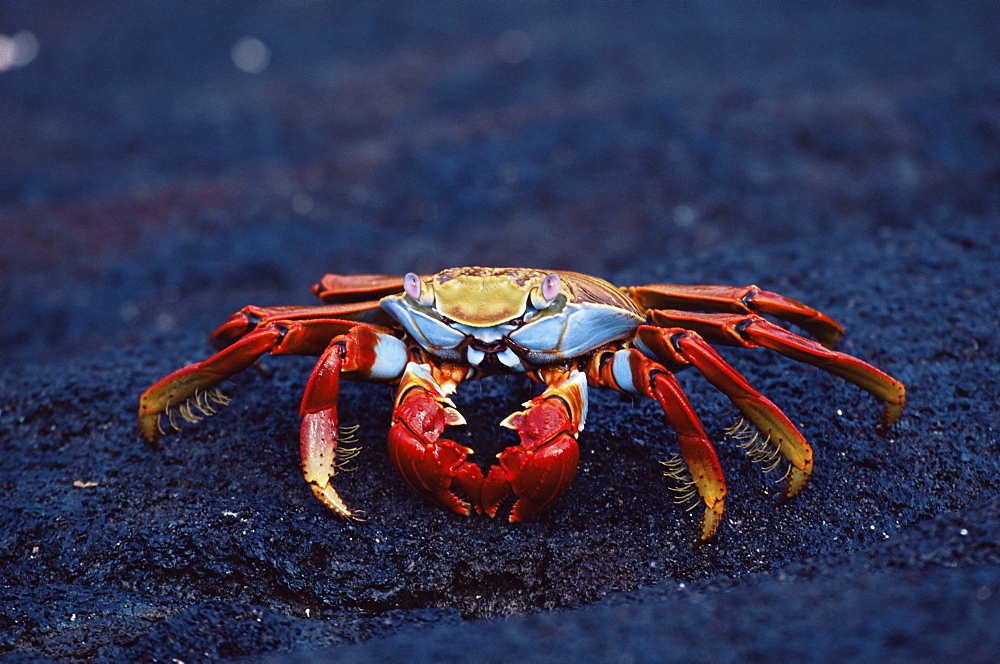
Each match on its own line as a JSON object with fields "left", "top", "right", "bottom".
{"left": 209, "top": 301, "right": 394, "bottom": 350}
{"left": 299, "top": 326, "right": 409, "bottom": 519}
{"left": 627, "top": 283, "right": 844, "bottom": 349}
{"left": 636, "top": 326, "right": 815, "bottom": 500}
{"left": 386, "top": 361, "right": 483, "bottom": 516}
{"left": 139, "top": 316, "right": 380, "bottom": 444}
{"left": 312, "top": 273, "right": 406, "bottom": 304}
{"left": 590, "top": 349, "right": 726, "bottom": 542}
{"left": 479, "top": 367, "right": 586, "bottom": 522}
{"left": 647, "top": 310, "right": 905, "bottom": 428}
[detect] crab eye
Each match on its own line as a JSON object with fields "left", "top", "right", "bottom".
{"left": 542, "top": 273, "right": 561, "bottom": 301}
{"left": 403, "top": 272, "right": 423, "bottom": 300}
{"left": 530, "top": 272, "right": 561, "bottom": 309}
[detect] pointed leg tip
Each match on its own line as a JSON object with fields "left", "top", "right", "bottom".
{"left": 778, "top": 488, "right": 803, "bottom": 505}
{"left": 310, "top": 483, "right": 362, "bottom": 521}
{"left": 138, "top": 414, "right": 163, "bottom": 447}
{"left": 693, "top": 533, "right": 716, "bottom": 547}
{"left": 693, "top": 503, "right": 723, "bottom": 545}
{"left": 880, "top": 401, "right": 905, "bottom": 431}
{"left": 780, "top": 467, "right": 811, "bottom": 502}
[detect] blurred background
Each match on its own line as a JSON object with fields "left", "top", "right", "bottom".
{"left": 3, "top": 2, "right": 996, "bottom": 362}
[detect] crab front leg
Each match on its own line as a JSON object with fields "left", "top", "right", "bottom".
{"left": 299, "top": 327, "right": 410, "bottom": 519}
{"left": 386, "top": 361, "right": 485, "bottom": 515}
{"left": 589, "top": 348, "right": 726, "bottom": 542}
{"left": 139, "top": 314, "right": 370, "bottom": 444}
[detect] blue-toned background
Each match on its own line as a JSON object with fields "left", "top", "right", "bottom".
{"left": 2, "top": 3, "right": 998, "bottom": 662}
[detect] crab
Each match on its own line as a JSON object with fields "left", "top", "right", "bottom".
{"left": 138, "top": 267, "right": 905, "bottom": 541}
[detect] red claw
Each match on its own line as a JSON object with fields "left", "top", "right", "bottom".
{"left": 484, "top": 370, "right": 584, "bottom": 521}
{"left": 387, "top": 365, "right": 484, "bottom": 515}
{"left": 493, "top": 429, "right": 580, "bottom": 522}
{"left": 388, "top": 364, "right": 585, "bottom": 522}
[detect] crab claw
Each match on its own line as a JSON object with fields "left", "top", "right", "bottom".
{"left": 481, "top": 369, "right": 586, "bottom": 521}
{"left": 387, "top": 363, "right": 484, "bottom": 515}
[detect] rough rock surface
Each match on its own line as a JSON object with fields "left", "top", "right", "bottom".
{"left": 1, "top": 3, "right": 998, "bottom": 662}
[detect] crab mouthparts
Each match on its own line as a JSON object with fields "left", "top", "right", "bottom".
{"left": 466, "top": 341, "right": 523, "bottom": 371}
{"left": 470, "top": 338, "right": 505, "bottom": 353}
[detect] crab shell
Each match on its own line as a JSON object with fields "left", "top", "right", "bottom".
{"left": 380, "top": 267, "right": 646, "bottom": 372}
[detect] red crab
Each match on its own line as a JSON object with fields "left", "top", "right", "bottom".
{"left": 139, "top": 267, "right": 905, "bottom": 541}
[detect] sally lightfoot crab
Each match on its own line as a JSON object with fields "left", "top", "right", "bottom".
{"left": 138, "top": 267, "right": 905, "bottom": 541}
